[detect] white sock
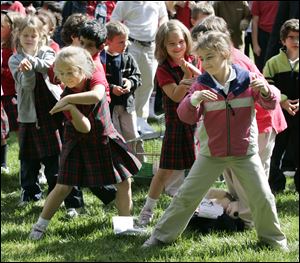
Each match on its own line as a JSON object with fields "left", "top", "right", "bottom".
{"left": 143, "top": 196, "right": 158, "bottom": 212}
{"left": 36, "top": 216, "right": 50, "bottom": 229}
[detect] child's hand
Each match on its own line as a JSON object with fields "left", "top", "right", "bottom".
{"left": 112, "top": 85, "right": 125, "bottom": 96}
{"left": 122, "top": 78, "right": 131, "bottom": 93}
{"left": 191, "top": 90, "right": 218, "bottom": 103}
{"left": 18, "top": 58, "right": 32, "bottom": 72}
{"left": 49, "top": 98, "right": 69, "bottom": 115}
{"left": 179, "top": 58, "right": 193, "bottom": 79}
{"left": 280, "top": 98, "right": 299, "bottom": 116}
{"left": 249, "top": 77, "right": 269, "bottom": 97}
{"left": 50, "top": 103, "right": 75, "bottom": 115}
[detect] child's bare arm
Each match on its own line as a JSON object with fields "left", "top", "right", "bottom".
{"left": 50, "top": 103, "right": 91, "bottom": 133}
{"left": 50, "top": 85, "right": 105, "bottom": 114}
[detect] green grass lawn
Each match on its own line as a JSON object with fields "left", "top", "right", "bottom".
{"left": 1, "top": 132, "right": 299, "bottom": 262}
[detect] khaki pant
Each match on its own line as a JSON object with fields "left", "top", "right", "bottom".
{"left": 152, "top": 154, "right": 287, "bottom": 249}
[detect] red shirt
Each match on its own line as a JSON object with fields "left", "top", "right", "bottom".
{"left": 92, "top": 52, "right": 110, "bottom": 103}
{"left": 1, "top": 47, "right": 16, "bottom": 96}
{"left": 251, "top": 1, "right": 279, "bottom": 33}
{"left": 175, "top": 2, "right": 192, "bottom": 29}
{"left": 49, "top": 40, "right": 60, "bottom": 54}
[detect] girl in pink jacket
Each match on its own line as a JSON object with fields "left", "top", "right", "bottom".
{"left": 142, "top": 31, "right": 287, "bottom": 251}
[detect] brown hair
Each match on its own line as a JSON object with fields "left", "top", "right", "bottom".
{"left": 60, "top": 13, "right": 88, "bottom": 46}
{"left": 106, "top": 21, "right": 129, "bottom": 40}
{"left": 191, "top": 15, "right": 230, "bottom": 42}
{"left": 1, "top": 11, "right": 25, "bottom": 48}
{"left": 194, "top": 31, "right": 232, "bottom": 62}
{"left": 280, "top": 18, "right": 299, "bottom": 41}
{"left": 155, "top": 19, "right": 193, "bottom": 64}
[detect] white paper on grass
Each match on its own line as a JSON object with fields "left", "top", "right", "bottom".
{"left": 196, "top": 198, "right": 224, "bottom": 219}
{"left": 112, "top": 216, "right": 148, "bottom": 235}
{"left": 112, "top": 216, "right": 134, "bottom": 234}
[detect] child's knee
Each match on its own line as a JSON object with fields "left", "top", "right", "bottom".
{"left": 116, "top": 178, "right": 131, "bottom": 192}
{"left": 54, "top": 184, "right": 73, "bottom": 196}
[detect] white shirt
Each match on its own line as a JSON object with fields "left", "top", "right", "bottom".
{"left": 210, "top": 65, "right": 236, "bottom": 95}
{"left": 111, "top": 1, "right": 168, "bottom": 42}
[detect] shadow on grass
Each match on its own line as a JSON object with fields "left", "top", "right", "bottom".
{"left": 1, "top": 171, "right": 19, "bottom": 194}
{"left": 276, "top": 194, "right": 299, "bottom": 217}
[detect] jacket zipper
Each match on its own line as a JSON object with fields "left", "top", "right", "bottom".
{"left": 225, "top": 100, "right": 235, "bottom": 155}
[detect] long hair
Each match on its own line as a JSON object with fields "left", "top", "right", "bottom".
{"left": 13, "top": 15, "right": 45, "bottom": 53}
{"left": 155, "top": 19, "right": 193, "bottom": 65}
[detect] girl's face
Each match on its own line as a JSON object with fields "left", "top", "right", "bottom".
{"left": 198, "top": 48, "right": 227, "bottom": 76}
{"left": 20, "top": 27, "right": 40, "bottom": 54}
{"left": 55, "top": 64, "right": 84, "bottom": 89}
{"left": 1, "top": 16, "right": 11, "bottom": 42}
{"left": 166, "top": 30, "right": 187, "bottom": 62}
{"left": 107, "top": 34, "right": 128, "bottom": 54}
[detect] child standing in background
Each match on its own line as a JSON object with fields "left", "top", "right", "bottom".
{"left": 29, "top": 46, "right": 141, "bottom": 240}
{"left": 104, "top": 21, "right": 144, "bottom": 162}
{"left": 190, "top": 1, "right": 214, "bottom": 29}
{"left": 79, "top": 19, "right": 111, "bottom": 103}
{"left": 142, "top": 31, "right": 287, "bottom": 252}
{"left": 138, "top": 20, "right": 198, "bottom": 226}
{"left": 8, "top": 16, "right": 62, "bottom": 205}
{"left": 60, "top": 13, "right": 88, "bottom": 47}
{"left": 1, "top": 87, "right": 10, "bottom": 173}
{"left": 1, "top": 11, "right": 24, "bottom": 174}
{"left": 37, "top": 9, "right": 60, "bottom": 53}
{"left": 264, "top": 18, "right": 299, "bottom": 193}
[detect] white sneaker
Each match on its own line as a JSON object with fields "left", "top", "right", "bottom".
{"left": 38, "top": 173, "right": 47, "bottom": 185}
{"left": 137, "top": 117, "right": 155, "bottom": 135}
{"left": 38, "top": 164, "right": 47, "bottom": 184}
{"left": 29, "top": 223, "right": 46, "bottom": 240}
{"left": 142, "top": 235, "right": 163, "bottom": 248}
{"left": 1, "top": 166, "right": 10, "bottom": 175}
{"left": 66, "top": 208, "right": 79, "bottom": 218}
{"left": 138, "top": 209, "right": 154, "bottom": 226}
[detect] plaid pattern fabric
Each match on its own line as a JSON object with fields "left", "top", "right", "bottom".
{"left": 18, "top": 73, "right": 62, "bottom": 160}
{"left": 1, "top": 102, "right": 9, "bottom": 140}
{"left": 160, "top": 121, "right": 195, "bottom": 170}
{"left": 2, "top": 95, "right": 18, "bottom": 131}
{"left": 18, "top": 123, "right": 61, "bottom": 160}
{"left": 58, "top": 86, "right": 141, "bottom": 187}
{"left": 158, "top": 62, "right": 196, "bottom": 169}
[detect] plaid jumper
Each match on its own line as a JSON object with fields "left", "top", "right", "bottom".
{"left": 57, "top": 83, "right": 141, "bottom": 187}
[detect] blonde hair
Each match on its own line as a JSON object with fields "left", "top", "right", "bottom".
{"left": 155, "top": 19, "right": 193, "bottom": 64}
{"left": 106, "top": 21, "right": 129, "bottom": 40}
{"left": 194, "top": 31, "right": 232, "bottom": 61}
{"left": 54, "top": 46, "right": 96, "bottom": 79}
{"left": 1, "top": 11, "right": 25, "bottom": 48}
{"left": 13, "top": 15, "right": 44, "bottom": 53}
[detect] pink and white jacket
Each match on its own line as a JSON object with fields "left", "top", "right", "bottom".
{"left": 177, "top": 64, "right": 279, "bottom": 157}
